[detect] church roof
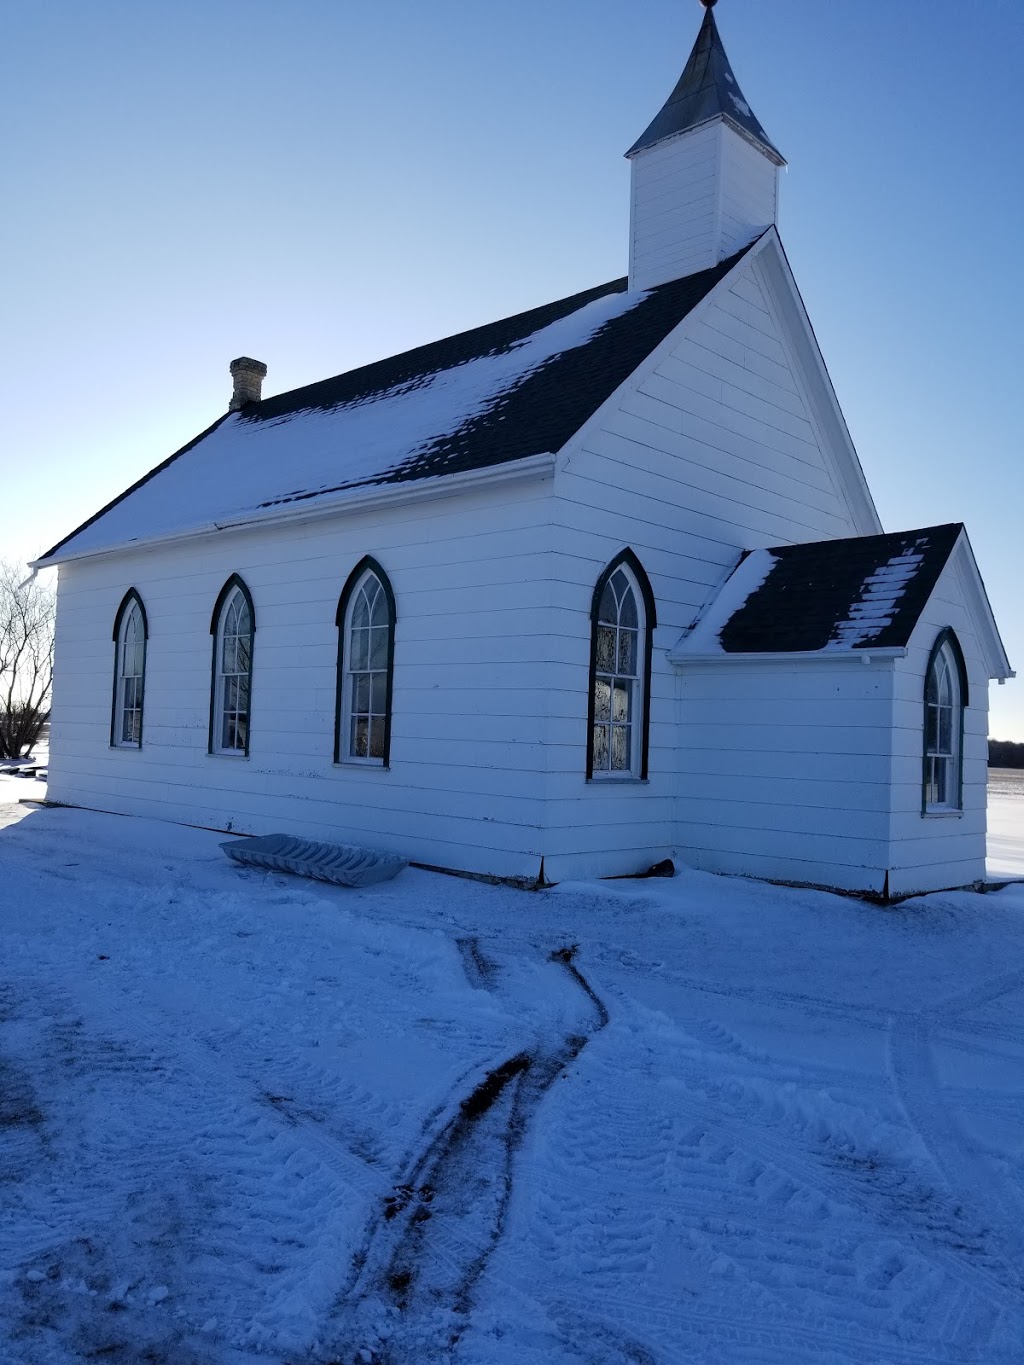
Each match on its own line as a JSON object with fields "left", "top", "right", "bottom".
{"left": 678, "top": 524, "right": 968, "bottom": 657}
{"left": 39, "top": 245, "right": 753, "bottom": 563}
{"left": 627, "top": 5, "right": 785, "bottom": 164}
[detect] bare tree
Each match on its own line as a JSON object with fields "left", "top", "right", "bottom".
{"left": 0, "top": 563, "right": 55, "bottom": 760}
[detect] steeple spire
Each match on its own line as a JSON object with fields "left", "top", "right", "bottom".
{"left": 625, "top": 3, "right": 786, "bottom": 290}
{"left": 627, "top": 3, "right": 784, "bottom": 165}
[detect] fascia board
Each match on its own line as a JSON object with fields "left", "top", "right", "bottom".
{"left": 949, "top": 531, "right": 1014, "bottom": 680}
{"left": 668, "top": 647, "right": 906, "bottom": 667}
{"left": 32, "top": 452, "right": 557, "bottom": 570}
{"left": 751, "top": 230, "right": 883, "bottom": 538}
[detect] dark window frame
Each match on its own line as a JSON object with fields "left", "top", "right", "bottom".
{"left": 334, "top": 556, "right": 397, "bottom": 768}
{"left": 921, "top": 626, "right": 969, "bottom": 814}
{"left": 586, "top": 548, "right": 657, "bottom": 781}
{"left": 110, "top": 588, "right": 149, "bottom": 749}
{"left": 208, "top": 574, "right": 256, "bottom": 757}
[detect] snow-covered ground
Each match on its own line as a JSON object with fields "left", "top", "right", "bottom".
{"left": 986, "top": 769, "right": 1024, "bottom": 879}
{"left": 2, "top": 781, "right": 1024, "bottom": 1363}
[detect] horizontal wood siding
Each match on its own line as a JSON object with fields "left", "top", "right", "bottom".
{"left": 630, "top": 123, "right": 779, "bottom": 291}
{"left": 886, "top": 552, "right": 989, "bottom": 895}
{"left": 718, "top": 127, "right": 778, "bottom": 260}
{"left": 48, "top": 482, "right": 558, "bottom": 880}
{"left": 676, "top": 659, "right": 893, "bottom": 893}
{"left": 545, "top": 251, "right": 871, "bottom": 883}
{"left": 630, "top": 124, "right": 722, "bottom": 288}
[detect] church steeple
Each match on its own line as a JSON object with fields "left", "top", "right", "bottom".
{"left": 626, "top": 2, "right": 786, "bottom": 290}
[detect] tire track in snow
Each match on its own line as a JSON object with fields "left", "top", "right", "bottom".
{"left": 888, "top": 971, "right": 1024, "bottom": 1310}
{"left": 0, "top": 970, "right": 389, "bottom": 1355}
{"left": 329, "top": 945, "right": 609, "bottom": 1363}
{"left": 666, "top": 1078, "right": 1024, "bottom": 1320}
{"left": 480, "top": 1014, "right": 1018, "bottom": 1364}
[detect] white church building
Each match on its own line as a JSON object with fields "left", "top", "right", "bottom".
{"left": 37, "top": 3, "right": 1011, "bottom": 897}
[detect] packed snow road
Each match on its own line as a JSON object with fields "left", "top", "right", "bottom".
{"left": 2, "top": 804, "right": 1024, "bottom": 1363}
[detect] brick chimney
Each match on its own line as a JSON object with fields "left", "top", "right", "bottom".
{"left": 229, "top": 357, "right": 268, "bottom": 411}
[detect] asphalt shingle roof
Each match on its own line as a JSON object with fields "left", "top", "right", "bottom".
{"left": 40, "top": 246, "right": 752, "bottom": 562}
{"left": 714, "top": 524, "right": 965, "bottom": 654}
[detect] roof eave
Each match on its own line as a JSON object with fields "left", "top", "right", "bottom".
{"left": 668, "top": 646, "right": 908, "bottom": 667}
{"left": 31, "top": 451, "right": 558, "bottom": 570}
{"left": 625, "top": 112, "right": 786, "bottom": 167}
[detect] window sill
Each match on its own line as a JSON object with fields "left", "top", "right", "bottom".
{"left": 334, "top": 760, "right": 389, "bottom": 772}
{"left": 922, "top": 808, "right": 963, "bottom": 819}
{"left": 209, "top": 751, "right": 250, "bottom": 760}
{"left": 587, "top": 775, "right": 647, "bottom": 785}
{"left": 110, "top": 743, "right": 142, "bottom": 751}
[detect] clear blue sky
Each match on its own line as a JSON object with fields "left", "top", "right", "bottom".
{"left": 3, "top": 0, "right": 1022, "bottom": 736}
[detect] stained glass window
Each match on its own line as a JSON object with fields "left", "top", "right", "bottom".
{"left": 591, "top": 564, "right": 645, "bottom": 777}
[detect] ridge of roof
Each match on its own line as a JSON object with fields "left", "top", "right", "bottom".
{"left": 626, "top": 6, "right": 785, "bottom": 164}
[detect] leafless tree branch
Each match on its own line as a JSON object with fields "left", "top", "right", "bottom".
{"left": 0, "top": 563, "right": 55, "bottom": 760}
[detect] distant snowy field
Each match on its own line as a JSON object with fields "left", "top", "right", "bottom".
{"left": 2, "top": 784, "right": 1024, "bottom": 1362}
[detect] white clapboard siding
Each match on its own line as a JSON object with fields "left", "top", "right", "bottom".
{"left": 674, "top": 658, "right": 895, "bottom": 889}
{"left": 886, "top": 553, "right": 990, "bottom": 896}
{"left": 541, "top": 247, "right": 876, "bottom": 882}
{"left": 48, "top": 480, "right": 560, "bottom": 881}
{"left": 629, "top": 122, "right": 779, "bottom": 290}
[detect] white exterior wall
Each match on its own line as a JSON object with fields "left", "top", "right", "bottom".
{"left": 542, "top": 250, "right": 874, "bottom": 881}
{"left": 887, "top": 551, "right": 990, "bottom": 896}
{"left": 719, "top": 128, "right": 779, "bottom": 262}
{"left": 629, "top": 122, "right": 779, "bottom": 290}
{"left": 48, "top": 480, "right": 558, "bottom": 882}
{"left": 675, "top": 660, "right": 894, "bottom": 894}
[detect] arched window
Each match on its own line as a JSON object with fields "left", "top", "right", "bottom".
{"left": 335, "top": 558, "right": 396, "bottom": 767}
{"left": 587, "top": 550, "right": 656, "bottom": 780}
{"left": 209, "top": 576, "right": 255, "bottom": 756}
{"left": 111, "top": 590, "right": 148, "bottom": 748}
{"left": 923, "top": 628, "right": 968, "bottom": 812}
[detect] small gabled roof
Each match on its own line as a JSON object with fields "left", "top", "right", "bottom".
{"left": 676, "top": 524, "right": 998, "bottom": 658}
{"left": 627, "top": 4, "right": 785, "bottom": 165}
{"left": 38, "top": 246, "right": 753, "bottom": 564}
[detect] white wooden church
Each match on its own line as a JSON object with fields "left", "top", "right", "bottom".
{"left": 37, "top": 2, "right": 1011, "bottom": 897}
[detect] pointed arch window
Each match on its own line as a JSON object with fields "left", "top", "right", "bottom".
{"left": 210, "top": 576, "right": 255, "bottom": 756}
{"left": 336, "top": 558, "right": 396, "bottom": 767}
{"left": 587, "top": 551, "right": 656, "bottom": 780}
{"left": 111, "top": 590, "right": 148, "bottom": 748}
{"left": 923, "top": 629, "right": 968, "bottom": 812}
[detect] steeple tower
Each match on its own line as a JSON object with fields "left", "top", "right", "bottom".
{"left": 626, "top": 1, "right": 786, "bottom": 291}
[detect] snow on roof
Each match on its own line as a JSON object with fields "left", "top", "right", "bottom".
{"left": 674, "top": 524, "right": 967, "bottom": 659}
{"left": 677, "top": 550, "right": 779, "bottom": 655}
{"left": 826, "top": 542, "right": 927, "bottom": 650}
{"left": 40, "top": 249, "right": 752, "bottom": 563}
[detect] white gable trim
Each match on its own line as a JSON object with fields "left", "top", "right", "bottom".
{"left": 32, "top": 451, "right": 557, "bottom": 570}
{"left": 948, "top": 531, "right": 1013, "bottom": 681}
{"left": 749, "top": 231, "right": 881, "bottom": 538}
{"left": 558, "top": 231, "right": 883, "bottom": 543}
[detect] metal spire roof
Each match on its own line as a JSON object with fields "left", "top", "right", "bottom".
{"left": 626, "top": 3, "right": 785, "bottom": 164}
